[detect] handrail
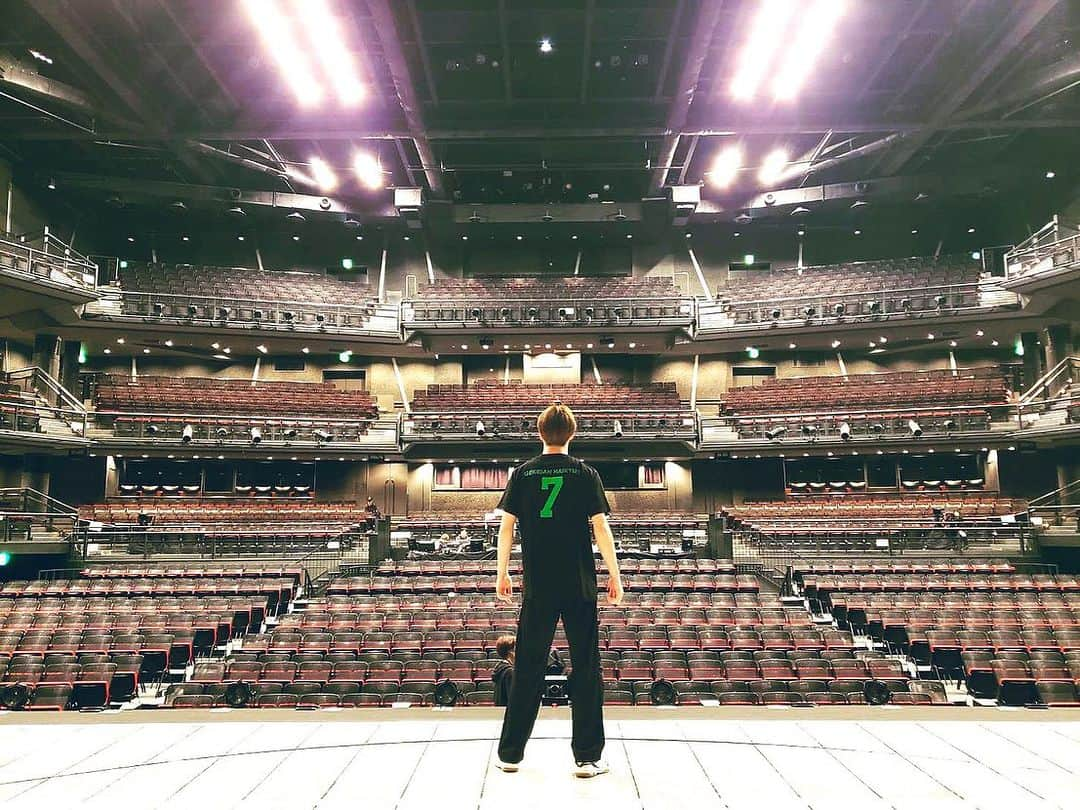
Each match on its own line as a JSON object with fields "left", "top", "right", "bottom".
{"left": 705, "top": 279, "right": 987, "bottom": 310}
{"left": 713, "top": 399, "right": 1008, "bottom": 423}
{"left": 109, "top": 287, "right": 390, "bottom": 313}
{"left": 5, "top": 366, "right": 86, "bottom": 413}
{"left": 91, "top": 408, "right": 377, "bottom": 425}
{"left": 0, "top": 229, "right": 97, "bottom": 289}
{"left": 0, "top": 487, "right": 78, "bottom": 516}
{"left": 1017, "top": 356, "right": 1080, "bottom": 405}
{"left": 1028, "top": 479, "right": 1080, "bottom": 509}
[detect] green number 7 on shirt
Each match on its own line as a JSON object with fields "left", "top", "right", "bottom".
{"left": 539, "top": 475, "right": 564, "bottom": 518}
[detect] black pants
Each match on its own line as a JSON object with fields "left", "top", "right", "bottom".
{"left": 497, "top": 596, "right": 604, "bottom": 764}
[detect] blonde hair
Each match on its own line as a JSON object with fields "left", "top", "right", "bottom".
{"left": 537, "top": 403, "right": 576, "bottom": 446}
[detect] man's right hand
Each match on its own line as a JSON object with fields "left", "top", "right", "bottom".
{"left": 496, "top": 572, "right": 513, "bottom": 602}
{"left": 606, "top": 576, "right": 624, "bottom": 606}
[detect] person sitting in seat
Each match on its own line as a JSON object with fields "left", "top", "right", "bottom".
{"left": 364, "top": 496, "right": 380, "bottom": 518}
{"left": 493, "top": 634, "right": 516, "bottom": 707}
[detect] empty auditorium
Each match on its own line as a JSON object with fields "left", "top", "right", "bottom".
{"left": 1, "top": 0, "right": 1079, "bottom": 807}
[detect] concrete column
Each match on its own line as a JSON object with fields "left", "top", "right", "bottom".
{"left": 20, "top": 455, "right": 50, "bottom": 495}
{"left": 59, "top": 340, "right": 81, "bottom": 397}
{"left": 1044, "top": 324, "right": 1073, "bottom": 371}
{"left": 31, "top": 334, "right": 61, "bottom": 383}
{"left": 1020, "top": 332, "right": 1044, "bottom": 391}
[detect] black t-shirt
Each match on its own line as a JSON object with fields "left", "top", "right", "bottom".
{"left": 497, "top": 453, "right": 610, "bottom": 601}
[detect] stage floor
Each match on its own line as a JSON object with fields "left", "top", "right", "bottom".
{"left": 0, "top": 707, "right": 1078, "bottom": 809}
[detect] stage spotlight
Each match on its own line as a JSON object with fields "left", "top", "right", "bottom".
{"left": 315, "top": 313, "right": 326, "bottom": 325}
{"left": 900, "top": 298, "right": 912, "bottom": 311}
{"left": 250, "top": 426, "right": 263, "bottom": 445}
{"left": 866, "top": 300, "right": 881, "bottom": 314}
{"left": 907, "top": 419, "right": 923, "bottom": 438}
{"left": 253, "top": 308, "right": 264, "bottom": 320}
{"left": 649, "top": 679, "right": 677, "bottom": 706}
{"left": 804, "top": 305, "right": 816, "bottom": 319}
{"left": 863, "top": 680, "right": 891, "bottom": 706}
{"left": 433, "top": 679, "right": 461, "bottom": 707}
{"left": 469, "top": 307, "right": 482, "bottom": 320}
{"left": 475, "top": 420, "right": 486, "bottom": 437}
{"left": 215, "top": 427, "right": 229, "bottom": 439}
{"left": 152, "top": 302, "right": 165, "bottom": 316}
{"left": 187, "top": 304, "right": 199, "bottom": 317}
{"left": 526, "top": 307, "right": 539, "bottom": 322}
{"left": 224, "top": 680, "right": 253, "bottom": 708}
{"left": 613, "top": 420, "right": 624, "bottom": 438}
{"left": 933, "top": 295, "right": 946, "bottom": 308}
{"left": 557, "top": 307, "right": 573, "bottom": 321}
{"left": 765, "top": 426, "right": 787, "bottom": 441}
{"left": 479, "top": 337, "right": 494, "bottom": 350}
{"left": 0, "top": 683, "right": 31, "bottom": 710}
{"left": 218, "top": 307, "right": 231, "bottom": 320}
{"left": 314, "top": 429, "right": 332, "bottom": 442}
{"left": 801, "top": 424, "right": 819, "bottom": 441}
{"left": 181, "top": 424, "right": 194, "bottom": 444}
{"left": 584, "top": 306, "right": 595, "bottom": 321}
{"left": 839, "top": 422, "right": 851, "bottom": 441}
{"left": 498, "top": 307, "right": 512, "bottom": 320}
{"left": 283, "top": 427, "right": 298, "bottom": 439}
{"left": 283, "top": 310, "right": 295, "bottom": 323}
{"left": 834, "top": 303, "right": 845, "bottom": 317}
{"left": 146, "top": 424, "right": 160, "bottom": 436}
{"left": 770, "top": 308, "right": 782, "bottom": 320}
{"left": 870, "top": 423, "right": 885, "bottom": 434}
{"left": 942, "top": 419, "right": 957, "bottom": 433}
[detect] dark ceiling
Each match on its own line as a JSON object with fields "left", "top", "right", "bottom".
{"left": 1, "top": 0, "right": 1079, "bottom": 244}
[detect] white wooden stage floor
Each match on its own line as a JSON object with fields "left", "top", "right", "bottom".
{"left": 1, "top": 707, "right": 1079, "bottom": 809}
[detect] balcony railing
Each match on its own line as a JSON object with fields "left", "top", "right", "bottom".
{"left": 91, "top": 410, "right": 398, "bottom": 449}
{"left": 0, "top": 396, "right": 88, "bottom": 441}
{"left": 0, "top": 228, "right": 98, "bottom": 292}
{"left": 1004, "top": 216, "right": 1080, "bottom": 280}
{"left": 402, "top": 295, "right": 696, "bottom": 329}
{"left": 85, "top": 288, "right": 400, "bottom": 336}
{"left": 402, "top": 409, "right": 698, "bottom": 441}
{"left": 4, "top": 366, "right": 86, "bottom": 413}
{"left": 698, "top": 279, "right": 1015, "bottom": 333}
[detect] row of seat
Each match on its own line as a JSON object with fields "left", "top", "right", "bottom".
{"left": 310, "top": 593, "right": 789, "bottom": 611}
{"left": 327, "top": 574, "right": 761, "bottom": 595}
{"left": 80, "top": 501, "right": 370, "bottom": 526}
{"left": 411, "top": 381, "right": 682, "bottom": 412}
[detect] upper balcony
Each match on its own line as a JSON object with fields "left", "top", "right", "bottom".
{"left": 86, "top": 374, "right": 398, "bottom": 455}
{"left": 402, "top": 380, "right": 698, "bottom": 456}
{"left": 697, "top": 254, "right": 1019, "bottom": 339}
{"left": 401, "top": 275, "right": 696, "bottom": 340}
{"left": 83, "top": 262, "right": 400, "bottom": 342}
{"left": 0, "top": 229, "right": 99, "bottom": 312}
{"left": 1002, "top": 217, "right": 1080, "bottom": 301}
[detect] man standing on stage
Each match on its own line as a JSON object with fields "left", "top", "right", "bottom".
{"left": 492, "top": 403, "right": 623, "bottom": 779}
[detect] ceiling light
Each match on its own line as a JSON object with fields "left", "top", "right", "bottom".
{"left": 353, "top": 151, "right": 383, "bottom": 189}
{"left": 223, "top": 347, "right": 231, "bottom": 354}
{"left": 879, "top": 336, "right": 887, "bottom": 343}
{"left": 830, "top": 339, "right": 841, "bottom": 348}
{"left": 211, "top": 343, "right": 220, "bottom": 350}
{"left": 626, "top": 234, "right": 633, "bottom": 239}
{"left": 733, "top": 231, "right": 741, "bottom": 237}
{"left": 29, "top": 49, "right": 53, "bottom": 65}
{"left": 586, "top": 343, "right": 594, "bottom": 349}
{"left": 142, "top": 348, "right": 150, "bottom": 354}
{"left": 971, "top": 251, "right": 981, "bottom": 260}
{"left": 403, "top": 235, "right": 410, "bottom": 241}
{"left": 708, "top": 144, "right": 743, "bottom": 189}
{"left": 544, "top": 343, "right": 552, "bottom": 349}
{"left": 462, "top": 235, "right": 468, "bottom": 241}
{"left": 302, "top": 0, "right": 365, "bottom": 106}
{"left": 302, "top": 347, "right": 310, "bottom": 354}
{"left": 461, "top": 344, "right": 469, "bottom": 350}
{"left": 770, "top": 0, "right": 848, "bottom": 101}
{"left": 539, "top": 37, "right": 554, "bottom": 54}
{"left": 164, "top": 340, "right": 174, "bottom": 347}
{"left": 116, "top": 338, "right": 125, "bottom": 344}
{"left": 309, "top": 156, "right": 338, "bottom": 192}
{"left": 237, "top": 234, "right": 246, "bottom": 241}
{"left": 967, "top": 227, "right": 976, "bottom": 233}
{"left": 1045, "top": 170, "right": 1056, "bottom": 179}
{"left": 911, "top": 228, "right": 918, "bottom": 234}
{"left": 788, "top": 342, "right": 797, "bottom": 349}
{"left": 731, "top": 0, "right": 797, "bottom": 101}
{"left": 991, "top": 339, "right": 999, "bottom": 347}
{"left": 213, "top": 354, "right": 230, "bottom": 360}
{"left": 516, "top": 235, "right": 523, "bottom": 241}
{"left": 103, "top": 348, "right": 111, "bottom": 355}
{"left": 571, "top": 234, "right": 578, "bottom": 240}
{"left": 256, "top": 344, "right": 268, "bottom": 354}
{"left": 242, "top": 0, "right": 324, "bottom": 106}
{"left": 758, "top": 148, "right": 789, "bottom": 184}
{"left": 181, "top": 235, "right": 190, "bottom": 242}
{"left": 628, "top": 342, "right": 637, "bottom": 349}
{"left": 797, "top": 228, "right": 805, "bottom": 236}
{"left": 950, "top": 340, "right": 958, "bottom": 347}
{"left": 853, "top": 229, "right": 862, "bottom": 235}
{"left": 744, "top": 253, "right": 755, "bottom": 265}
{"left": 292, "top": 234, "right": 301, "bottom": 242}
{"left": 127, "top": 236, "right": 135, "bottom": 243}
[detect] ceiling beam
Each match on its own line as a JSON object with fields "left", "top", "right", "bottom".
{"left": 366, "top": 0, "right": 443, "bottom": 196}
{"left": 652, "top": 0, "right": 685, "bottom": 101}
{"left": 405, "top": 0, "right": 439, "bottom": 106}
{"left": 496, "top": 0, "right": 513, "bottom": 103}
{"left": 579, "top": 0, "right": 595, "bottom": 104}
{"left": 650, "top": 0, "right": 724, "bottom": 190}
{"left": 853, "top": 0, "right": 932, "bottom": 101}
{"left": 876, "top": 0, "right": 1061, "bottom": 175}
{"left": 8, "top": 116, "right": 1080, "bottom": 143}
{"left": 154, "top": 0, "right": 239, "bottom": 111}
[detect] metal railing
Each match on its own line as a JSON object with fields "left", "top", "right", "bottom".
{"left": 70, "top": 523, "right": 372, "bottom": 563}
{"left": 90, "top": 410, "right": 398, "bottom": 449}
{"left": 1027, "top": 479, "right": 1080, "bottom": 530}
{"left": 0, "top": 487, "right": 78, "bottom": 546}
{"left": 402, "top": 294, "right": 696, "bottom": 328}
{"left": 4, "top": 366, "right": 86, "bottom": 412}
{"left": 0, "top": 228, "right": 98, "bottom": 291}
{"left": 88, "top": 288, "right": 400, "bottom": 335}
{"left": 701, "top": 389, "right": 1080, "bottom": 448}
{"left": 697, "top": 279, "right": 1015, "bottom": 333}
{"left": 0, "top": 396, "right": 88, "bottom": 440}
{"left": 1018, "top": 356, "right": 1080, "bottom": 406}
{"left": 402, "top": 409, "right": 698, "bottom": 440}
{"left": 1004, "top": 216, "right": 1080, "bottom": 279}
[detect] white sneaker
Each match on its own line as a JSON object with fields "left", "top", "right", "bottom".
{"left": 495, "top": 759, "right": 519, "bottom": 773}
{"left": 573, "top": 760, "right": 609, "bottom": 779}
